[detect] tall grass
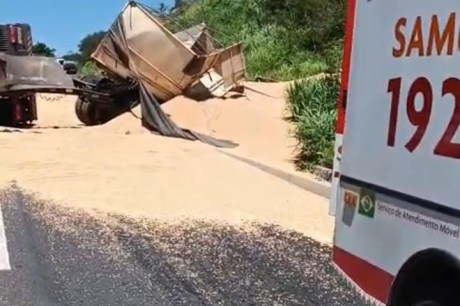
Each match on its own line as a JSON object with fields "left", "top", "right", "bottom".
{"left": 169, "top": 0, "right": 345, "bottom": 81}
{"left": 286, "top": 76, "right": 340, "bottom": 170}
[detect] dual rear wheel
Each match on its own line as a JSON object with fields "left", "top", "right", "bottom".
{"left": 75, "top": 98, "right": 105, "bottom": 126}
{"left": 74, "top": 75, "right": 139, "bottom": 126}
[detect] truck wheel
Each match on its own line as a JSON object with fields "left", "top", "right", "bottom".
{"left": 75, "top": 98, "right": 100, "bottom": 126}
{"left": 75, "top": 98, "right": 90, "bottom": 125}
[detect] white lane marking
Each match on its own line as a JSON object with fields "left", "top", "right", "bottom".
{"left": 0, "top": 207, "right": 10, "bottom": 270}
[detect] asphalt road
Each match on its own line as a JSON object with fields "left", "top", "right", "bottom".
{"left": 0, "top": 185, "right": 371, "bottom": 306}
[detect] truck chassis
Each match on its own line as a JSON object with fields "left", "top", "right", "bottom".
{"left": 3, "top": 77, "right": 136, "bottom": 126}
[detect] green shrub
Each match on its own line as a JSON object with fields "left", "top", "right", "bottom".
{"left": 78, "top": 61, "right": 99, "bottom": 77}
{"left": 168, "top": 0, "right": 345, "bottom": 81}
{"left": 322, "top": 39, "right": 344, "bottom": 74}
{"left": 286, "top": 75, "right": 340, "bottom": 170}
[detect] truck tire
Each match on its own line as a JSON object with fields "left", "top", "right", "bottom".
{"left": 75, "top": 74, "right": 140, "bottom": 125}
{"left": 75, "top": 98, "right": 100, "bottom": 126}
{"left": 75, "top": 98, "right": 89, "bottom": 124}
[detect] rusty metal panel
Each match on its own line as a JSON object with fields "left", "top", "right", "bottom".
{"left": 91, "top": 2, "right": 226, "bottom": 101}
{"left": 91, "top": 2, "right": 246, "bottom": 102}
{"left": 122, "top": 4, "right": 196, "bottom": 89}
{"left": 213, "top": 43, "right": 246, "bottom": 88}
{"left": 175, "top": 24, "right": 216, "bottom": 55}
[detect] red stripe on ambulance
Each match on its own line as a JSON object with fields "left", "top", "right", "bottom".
{"left": 335, "top": 0, "right": 356, "bottom": 134}
{"left": 333, "top": 246, "right": 394, "bottom": 304}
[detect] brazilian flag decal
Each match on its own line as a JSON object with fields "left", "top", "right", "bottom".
{"left": 358, "top": 188, "right": 376, "bottom": 219}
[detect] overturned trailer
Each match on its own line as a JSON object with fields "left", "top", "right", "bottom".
{"left": 0, "top": 1, "right": 244, "bottom": 144}
{"left": 74, "top": 1, "right": 246, "bottom": 138}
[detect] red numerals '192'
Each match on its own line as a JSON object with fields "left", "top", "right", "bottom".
{"left": 387, "top": 77, "right": 460, "bottom": 159}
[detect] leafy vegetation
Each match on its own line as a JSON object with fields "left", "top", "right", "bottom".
{"left": 286, "top": 76, "right": 340, "bottom": 170}
{"left": 32, "top": 32, "right": 105, "bottom": 76}
{"left": 52, "top": 31, "right": 107, "bottom": 73}
{"left": 75, "top": 31, "right": 107, "bottom": 64}
{"left": 78, "top": 61, "right": 99, "bottom": 77}
{"left": 32, "top": 42, "right": 56, "bottom": 57}
{"left": 169, "top": 0, "right": 345, "bottom": 81}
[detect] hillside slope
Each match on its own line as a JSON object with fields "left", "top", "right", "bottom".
{"left": 168, "top": 0, "right": 345, "bottom": 81}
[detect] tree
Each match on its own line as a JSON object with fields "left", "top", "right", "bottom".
{"left": 173, "top": 0, "right": 194, "bottom": 9}
{"left": 77, "top": 31, "right": 107, "bottom": 64}
{"left": 157, "top": 2, "right": 173, "bottom": 17}
{"left": 32, "top": 42, "right": 56, "bottom": 57}
{"left": 159, "top": 2, "right": 168, "bottom": 13}
{"left": 62, "top": 52, "right": 82, "bottom": 63}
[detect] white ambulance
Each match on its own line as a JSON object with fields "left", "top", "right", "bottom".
{"left": 330, "top": 1, "right": 460, "bottom": 305}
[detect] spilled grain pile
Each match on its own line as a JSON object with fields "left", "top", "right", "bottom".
{"left": 0, "top": 86, "right": 367, "bottom": 305}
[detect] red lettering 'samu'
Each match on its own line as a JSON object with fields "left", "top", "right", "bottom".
{"left": 393, "top": 13, "right": 456, "bottom": 58}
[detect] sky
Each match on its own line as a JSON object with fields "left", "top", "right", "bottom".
{"left": 0, "top": 0, "right": 173, "bottom": 56}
